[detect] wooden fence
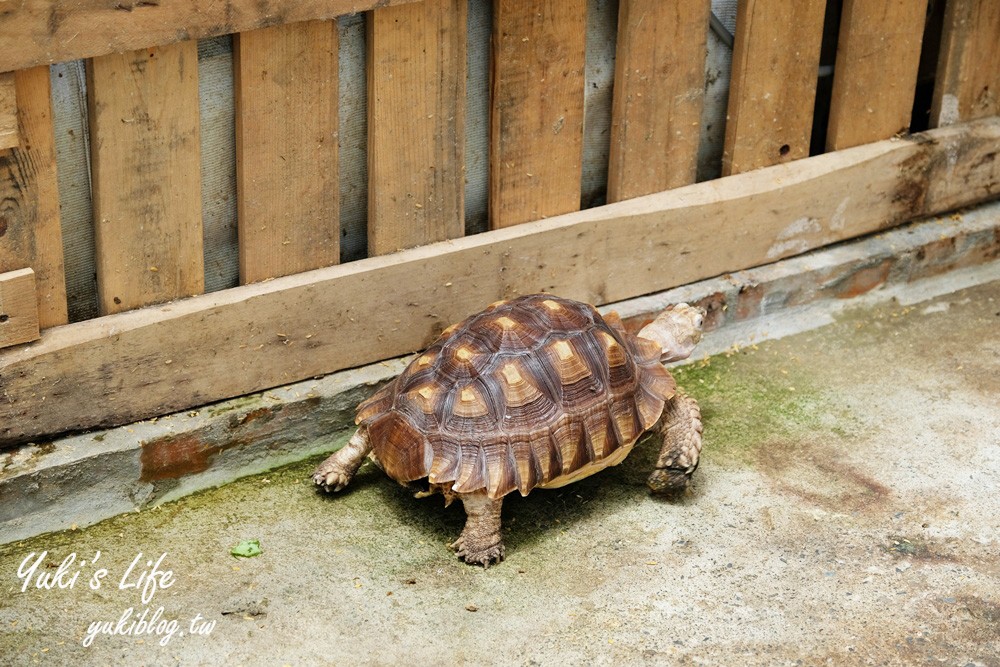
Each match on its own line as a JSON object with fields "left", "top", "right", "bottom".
{"left": 1, "top": 0, "right": 999, "bottom": 447}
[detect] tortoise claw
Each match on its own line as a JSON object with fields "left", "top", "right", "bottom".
{"left": 647, "top": 467, "right": 694, "bottom": 496}
{"left": 451, "top": 535, "right": 505, "bottom": 568}
{"left": 312, "top": 464, "right": 353, "bottom": 493}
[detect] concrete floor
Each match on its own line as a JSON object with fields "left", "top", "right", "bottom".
{"left": 1, "top": 279, "right": 998, "bottom": 666}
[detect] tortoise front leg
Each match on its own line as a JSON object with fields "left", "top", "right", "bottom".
{"left": 451, "top": 492, "right": 505, "bottom": 568}
{"left": 647, "top": 392, "right": 704, "bottom": 495}
{"left": 313, "top": 429, "right": 371, "bottom": 492}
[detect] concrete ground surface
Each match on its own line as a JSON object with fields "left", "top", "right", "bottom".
{"left": 1, "top": 279, "right": 998, "bottom": 666}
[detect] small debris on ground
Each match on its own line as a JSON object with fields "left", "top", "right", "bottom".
{"left": 231, "top": 539, "right": 263, "bottom": 558}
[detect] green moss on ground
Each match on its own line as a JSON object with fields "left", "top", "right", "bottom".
{"left": 672, "top": 343, "right": 859, "bottom": 467}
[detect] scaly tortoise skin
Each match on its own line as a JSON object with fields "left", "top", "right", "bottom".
{"left": 313, "top": 294, "right": 705, "bottom": 567}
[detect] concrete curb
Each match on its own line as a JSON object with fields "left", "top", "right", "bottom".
{"left": 2, "top": 203, "right": 998, "bottom": 545}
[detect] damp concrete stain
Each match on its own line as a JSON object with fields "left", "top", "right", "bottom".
{"left": 1, "top": 281, "right": 999, "bottom": 665}
{"left": 885, "top": 534, "right": 958, "bottom": 563}
{"left": 756, "top": 441, "right": 890, "bottom": 514}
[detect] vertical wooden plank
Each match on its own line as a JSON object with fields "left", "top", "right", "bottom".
{"left": 367, "top": 0, "right": 467, "bottom": 255}
{"left": 931, "top": 0, "right": 1000, "bottom": 127}
{"left": 0, "top": 268, "right": 40, "bottom": 348}
{"left": 826, "top": 0, "right": 928, "bottom": 151}
{"left": 607, "top": 0, "right": 711, "bottom": 203}
{"left": 0, "top": 72, "right": 17, "bottom": 150}
{"left": 234, "top": 21, "right": 339, "bottom": 282}
{"left": 88, "top": 42, "right": 204, "bottom": 315}
{"left": 0, "top": 66, "right": 67, "bottom": 328}
{"left": 490, "top": 0, "right": 587, "bottom": 229}
{"left": 722, "top": 0, "right": 826, "bottom": 176}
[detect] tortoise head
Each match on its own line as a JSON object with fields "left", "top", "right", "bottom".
{"left": 637, "top": 303, "right": 705, "bottom": 363}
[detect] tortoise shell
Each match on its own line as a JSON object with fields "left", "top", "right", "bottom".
{"left": 357, "top": 294, "right": 677, "bottom": 499}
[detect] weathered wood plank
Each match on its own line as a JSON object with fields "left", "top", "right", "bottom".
{"left": 0, "top": 269, "right": 39, "bottom": 349}
{"left": 234, "top": 21, "right": 339, "bottom": 283}
{"left": 490, "top": 0, "right": 587, "bottom": 228}
{"left": 2, "top": 117, "right": 999, "bottom": 446}
{"left": 0, "top": 66, "right": 67, "bottom": 328}
{"left": 87, "top": 42, "right": 204, "bottom": 314}
{"left": 722, "top": 0, "right": 826, "bottom": 175}
{"left": 0, "top": 73, "right": 17, "bottom": 151}
{"left": 931, "top": 0, "right": 1000, "bottom": 127}
{"left": 826, "top": 0, "right": 928, "bottom": 151}
{"left": 367, "top": 0, "right": 466, "bottom": 255}
{"left": 606, "top": 0, "right": 710, "bottom": 202}
{"left": 0, "top": 0, "right": 426, "bottom": 73}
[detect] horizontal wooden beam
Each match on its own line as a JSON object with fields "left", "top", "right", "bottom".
{"left": 1, "top": 117, "right": 999, "bottom": 446}
{"left": 0, "top": 0, "right": 422, "bottom": 73}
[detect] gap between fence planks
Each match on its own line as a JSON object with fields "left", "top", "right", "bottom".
{"left": 2, "top": 118, "right": 999, "bottom": 447}
{"left": 367, "top": 0, "right": 466, "bottom": 255}
{"left": 607, "top": 0, "right": 710, "bottom": 202}
{"left": 490, "top": 0, "right": 587, "bottom": 229}
{"left": 88, "top": 42, "right": 205, "bottom": 315}
{"left": 0, "top": 0, "right": 427, "bottom": 74}
{"left": 826, "top": 0, "right": 928, "bottom": 151}
{"left": 0, "top": 268, "right": 40, "bottom": 349}
{"left": 931, "top": 0, "right": 1000, "bottom": 127}
{"left": 0, "top": 73, "right": 17, "bottom": 150}
{"left": 0, "top": 66, "right": 67, "bottom": 329}
{"left": 235, "top": 20, "right": 340, "bottom": 283}
{"left": 723, "top": 0, "right": 826, "bottom": 175}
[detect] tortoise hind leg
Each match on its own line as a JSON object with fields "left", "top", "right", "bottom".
{"left": 647, "top": 392, "right": 704, "bottom": 495}
{"left": 313, "top": 429, "right": 371, "bottom": 492}
{"left": 452, "top": 492, "right": 505, "bottom": 568}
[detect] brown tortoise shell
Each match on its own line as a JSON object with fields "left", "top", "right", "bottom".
{"left": 356, "top": 294, "right": 677, "bottom": 500}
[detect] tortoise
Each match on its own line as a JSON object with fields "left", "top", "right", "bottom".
{"left": 313, "top": 294, "right": 705, "bottom": 567}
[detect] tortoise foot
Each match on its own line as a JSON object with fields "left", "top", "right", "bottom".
{"left": 312, "top": 430, "right": 371, "bottom": 493}
{"left": 451, "top": 534, "right": 505, "bottom": 568}
{"left": 312, "top": 461, "right": 354, "bottom": 493}
{"left": 647, "top": 467, "right": 692, "bottom": 496}
{"left": 649, "top": 392, "right": 703, "bottom": 497}
{"left": 453, "top": 492, "right": 505, "bottom": 567}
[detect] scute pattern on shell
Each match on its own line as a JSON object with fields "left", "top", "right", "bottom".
{"left": 357, "top": 294, "right": 677, "bottom": 499}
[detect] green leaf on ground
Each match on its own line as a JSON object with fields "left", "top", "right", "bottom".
{"left": 231, "top": 539, "right": 262, "bottom": 558}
